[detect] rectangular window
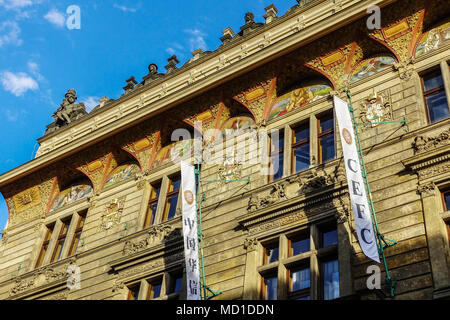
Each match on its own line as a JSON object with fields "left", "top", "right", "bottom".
{"left": 421, "top": 70, "right": 449, "bottom": 124}
{"left": 144, "top": 183, "right": 162, "bottom": 228}
{"left": 51, "top": 218, "right": 72, "bottom": 263}
{"left": 318, "top": 113, "right": 335, "bottom": 164}
{"left": 163, "top": 176, "right": 181, "bottom": 221}
{"left": 320, "top": 225, "right": 338, "bottom": 248}
{"left": 256, "top": 221, "right": 340, "bottom": 300}
{"left": 261, "top": 274, "right": 278, "bottom": 300}
{"left": 35, "top": 224, "right": 54, "bottom": 268}
{"left": 167, "top": 272, "right": 183, "bottom": 298}
{"left": 128, "top": 284, "right": 141, "bottom": 300}
{"left": 269, "top": 132, "right": 284, "bottom": 182}
{"left": 263, "top": 242, "right": 279, "bottom": 264}
{"left": 68, "top": 211, "right": 86, "bottom": 256}
{"left": 442, "top": 189, "right": 450, "bottom": 212}
{"left": 291, "top": 123, "right": 310, "bottom": 173}
{"left": 289, "top": 232, "right": 310, "bottom": 257}
{"left": 321, "top": 259, "right": 340, "bottom": 300}
{"left": 289, "top": 266, "right": 311, "bottom": 300}
{"left": 147, "top": 279, "right": 163, "bottom": 300}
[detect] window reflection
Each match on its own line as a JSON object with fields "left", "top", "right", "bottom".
{"left": 323, "top": 260, "right": 339, "bottom": 300}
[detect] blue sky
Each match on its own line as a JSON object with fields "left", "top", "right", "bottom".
{"left": 0, "top": 0, "right": 295, "bottom": 231}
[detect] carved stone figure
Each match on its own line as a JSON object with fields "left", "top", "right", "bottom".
{"left": 45, "top": 89, "right": 88, "bottom": 135}
{"left": 413, "top": 128, "right": 450, "bottom": 153}
{"left": 142, "top": 63, "right": 164, "bottom": 84}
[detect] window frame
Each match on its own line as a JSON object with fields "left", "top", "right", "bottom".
{"left": 50, "top": 217, "right": 72, "bottom": 263}
{"left": 35, "top": 224, "right": 55, "bottom": 268}
{"left": 269, "top": 130, "right": 284, "bottom": 183}
{"left": 143, "top": 182, "right": 162, "bottom": 228}
{"left": 256, "top": 220, "right": 339, "bottom": 300}
{"left": 419, "top": 64, "right": 450, "bottom": 124}
{"left": 317, "top": 112, "right": 335, "bottom": 164}
{"left": 162, "top": 175, "right": 181, "bottom": 222}
{"left": 291, "top": 122, "right": 310, "bottom": 174}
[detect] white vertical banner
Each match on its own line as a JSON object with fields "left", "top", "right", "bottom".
{"left": 333, "top": 96, "right": 380, "bottom": 263}
{"left": 181, "top": 161, "right": 202, "bottom": 300}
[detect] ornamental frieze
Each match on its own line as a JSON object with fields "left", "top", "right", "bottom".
{"left": 9, "top": 263, "right": 73, "bottom": 297}
{"left": 122, "top": 225, "right": 182, "bottom": 256}
{"left": 413, "top": 127, "right": 450, "bottom": 153}
{"left": 247, "top": 165, "right": 345, "bottom": 213}
{"left": 418, "top": 161, "right": 450, "bottom": 180}
{"left": 112, "top": 251, "right": 185, "bottom": 292}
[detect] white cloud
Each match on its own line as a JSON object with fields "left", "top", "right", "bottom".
{"left": 0, "top": 71, "right": 39, "bottom": 96}
{"left": 166, "top": 47, "right": 176, "bottom": 55}
{"left": 0, "top": 0, "right": 33, "bottom": 10}
{"left": 0, "top": 21, "right": 22, "bottom": 48}
{"left": 184, "top": 29, "right": 207, "bottom": 52}
{"left": 27, "top": 61, "right": 44, "bottom": 81}
{"left": 113, "top": 4, "right": 137, "bottom": 13}
{"left": 44, "top": 9, "right": 66, "bottom": 28}
{"left": 82, "top": 96, "right": 100, "bottom": 112}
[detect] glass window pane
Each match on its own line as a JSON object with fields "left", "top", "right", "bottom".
{"left": 296, "top": 296, "right": 310, "bottom": 300}
{"left": 323, "top": 260, "right": 340, "bottom": 300}
{"left": 166, "top": 194, "right": 178, "bottom": 220}
{"left": 294, "top": 126, "right": 309, "bottom": 142}
{"left": 291, "top": 237, "right": 310, "bottom": 256}
{"left": 320, "top": 116, "right": 334, "bottom": 133}
{"left": 171, "top": 178, "right": 181, "bottom": 192}
{"left": 151, "top": 184, "right": 161, "bottom": 199}
{"left": 265, "top": 246, "right": 279, "bottom": 264}
{"left": 293, "top": 144, "right": 310, "bottom": 173}
{"left": 128, "top": 285, "right": 140, "bottom": 300}
{"left": 271, "top": 135, "right": 284, "bottom": 153}
{"left": 323, "top": 229, "right": 338, "bottom": 247}
{"left": 264, "top": 276, "right": 277, "bottom": 300}
{"left": 174, "top": 276, "right": 183, "bottom": 293}
{"left": 271, "top": 153, "right": 283, "bottom": 181}
{"left": 320, "top": 134, "right": 335, "bottom": 162}
{"left": 150, "top": 283, "right": 162, "bottom": 299}
{"left": 444, "top": 191, "right": 450, "bottom": 211}
{"left": 291, "top": 268, "right": 310, "bottom": 291}
{"left": 426, "top": 91, "right": 449, "bottom": 123}
{"left": 424, "top": 73, "right": 444, "bottom": 91}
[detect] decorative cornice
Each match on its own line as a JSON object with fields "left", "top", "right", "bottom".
{"left": 0, "top": 0, "right": 391, "bottom": 188}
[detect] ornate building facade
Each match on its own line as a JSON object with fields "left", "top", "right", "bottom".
{"left": 0, "top": 0, "right": 449, "bottom": 300}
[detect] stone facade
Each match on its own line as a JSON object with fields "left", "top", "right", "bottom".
{"left": 0, "top": 0, "right": 449, "bottom": 300}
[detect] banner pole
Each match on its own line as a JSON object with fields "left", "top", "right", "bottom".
{"left": 195, "top": 162, "right": 208, "bottom": 300}
{"left": 346, "top": 90, "right": 396, "bottom": 297}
